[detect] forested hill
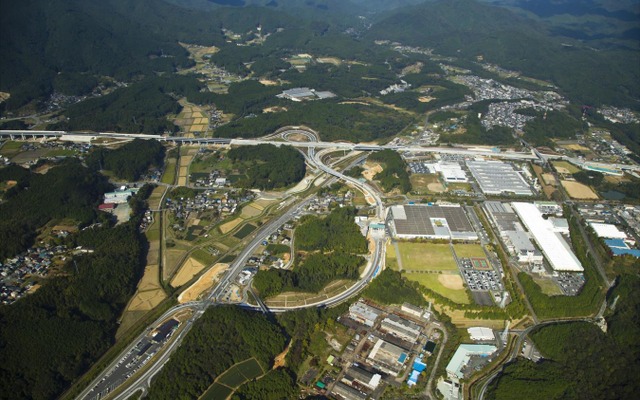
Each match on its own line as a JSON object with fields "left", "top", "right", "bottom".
{"left": 0, "top": 0, "right": 295, "bottom": 110}
{"left": 366, "top": 0, "right": 640, "bottom": 108}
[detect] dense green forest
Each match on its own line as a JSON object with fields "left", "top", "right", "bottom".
{"left": 0, "top": 0, "right": 295, "bottom": 110}
{"left": 363, "top": 269, "right": 426, "bottom": 306}
{"left": 368, "top": 150, "right": 411, "bottom": 193}
{"left": 214, "top": 100, "right": 412, "bottom": 143}
{"left": 366, "top": 0, "right": 640, "bottom": 108}
{"left": 0, "top": 160, "right": 111, "bottom": 260}
{"left": 294, "top": 207, "right": 368, "bottom": 254}
{"left": 146, "top": 306, "right": 286, "bottom": 400}
{"left": 85, "top": 139, "right": 165, "bottom": 181}
{"left": 522, "top": 110, "right": 584, "bottom": 146}
{"left": 0, "top": 189, "right": 151, "bottom": 400}
{"left": 253, "top": 207, "right": 367, "bottom": 297}
{"left": 227, "top": 144, "right": 306, "bottom": 190}
{"left": 231, "top": 368, "right": 297, "bottom": 400}
{"left": 488, "top": 271, "right": 640, "bottom": 399}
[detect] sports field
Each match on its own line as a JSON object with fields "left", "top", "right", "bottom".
{"left": 454, "top": 244, "right": 486, "bottom": 259}
{"left": 404, "top": 272, "right": 471, "bottom": 304}
{"left": 397, "top": 242, "right": 457, "bottom": 272}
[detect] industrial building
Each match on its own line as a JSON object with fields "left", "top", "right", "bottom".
{"left": 590, "top": 222, "right": 628, "bottom": 239}
{"left": 379, "top": 314, "right": 421, "bottom": 342}
{"left": 331, "top": 382, "right": 367, "bottom": 400}
{"left": 466, "top": 160, "right": 533, "bottom": 196}
{"left": 604, "top": 239, "right": 640, "bottom": 258}
{"left": 483, "top": 201, "right": 523, "bottom": 233}
{"left": 401, "top": 303, "right": 425, "bottom": 319}
{"left": 446, "top": 344, "right": 497, "bottom": 381}
{"left": 104, "top": 187, "right": 139, "bottom": 204}
{"left": 512, "top": 202, "right": 583, "bottom": 272}
{"left": 425, "top": 161, "right": 469, "bottom": 183}
{"left": 467, "top": 327, "right": 495, "bottom": 342}
{"left": 504, "top": 231, "right": 543, "bottom": 264}
{"left": 276, "top": 87, "right": 336, "bottom": 101}
{"left": 386, "top": 204, "right": 478, "bottom": 240}
{"left": 349, "top": 301, "right": 382, "bottom": 327}
{"left": 342, "top": 365, "right": 382, "bottom": 391}
{"left": 367, "top": 338, "right": 408, "bottom": 376}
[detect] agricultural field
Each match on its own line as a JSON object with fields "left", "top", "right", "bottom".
{"left": 161, "top": 158, "right": 177, "bottom": 185}
{"left": 216, "top": 358, "right": 264, "bottom": 388}
{"left": 561, "top": 180, "right": 599, "bottom": 199}
{"left": 118, "top": 262, "right": 167, "bottom": 336}
{"left": 396, "top": 242, "right": 457, "bottom": 272}
{"left": 453, "top": 244, "right": 487, "bottom": 259}
{"left": 170, "top": 256, "right": 206, "bottom": 288}
{"left": 404, "top": 272, "right": 471, "bottom": 304}
{"left": 233, "top": 224, "right": 256, "bottom": 239}
{"left": 219, "top": 217, "right": 243, "bottom": 234}
{"left": 172, "top": 98, "right": 210, "bottom": 137}
{"left": 200, "top": 383, "right": 233, "bottom": 400}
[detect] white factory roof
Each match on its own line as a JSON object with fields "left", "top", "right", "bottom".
{"left": 446, "top": 344, "right": 497, "bottom": 381}
{"left": 467, "top": 327, "right": 495, "bottom": 341}
{"left": 512, "top": 202, "right": 583, "bottom": 272}
{"left": 589, "top": 223, "right": 628, "bottom": 239}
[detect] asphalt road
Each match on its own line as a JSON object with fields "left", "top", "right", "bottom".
{"left": 77, "top": 140, "right": 387, "bottom": 400}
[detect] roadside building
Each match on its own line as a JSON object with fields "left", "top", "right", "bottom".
{"left": 151, "top": 319, "right": 179, "bottom": 343}
{"left": 349, "top": 301, "right": 382, "bottom": 327}
{"left": 446, "top": 344, "right": 497, "bottom": 382}
{"left": 467, "top": 327, "right": 495, "bottom": 342}
{"left": 379, "top": 314, "right": 421, "bottom": 342}
{"left": 425, "top": 161, "right": 468, "bottom": 183}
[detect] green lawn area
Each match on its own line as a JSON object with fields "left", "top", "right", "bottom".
{"left": 233, "top": 224, "right": 256, "bottom": 239}
{"left": 552, "top": 160, "right": 580, "bottom": 174}
{"left": 161, "top": 159, "right": 177, "bottom": 184}
{"left": 200, "top": 383, "right": 232, "bottom": 400}
{"left": 397, "top": 242, "right": 457, "bottom": 272}
{"left": 0, "top": 140, "right": 23, "bottom": 156}
{"left": 386, "top": 242, "right": 399, "bottom": 271}
{"left": 145, "top": 219, "right": 160, "bottom": 241}
{"left": 532, "top": 276, "right": 563, "bottom": 296}
{"left": 453, "top": 244, "right": 486, "bottom": 259}
{"left": 403, "top": 272, "right": 471, "bottom": 304}
{"left": 446, "top": 182, "right": 473, "bottom": 192}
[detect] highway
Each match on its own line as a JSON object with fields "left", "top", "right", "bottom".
{"left": 76, "top": 133, "right": 388, "bottom": 400}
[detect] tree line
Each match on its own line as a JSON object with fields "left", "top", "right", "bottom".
{"left": 0, "top": 187, "right": 152, "bottom": 399}
{"left": 368, "top": 150, "right": 412, "bottom": 193}
{"left": 227, "top": 144, "right": 306, "bottom": 190}
{"left": 85, "top": 139, "right": 165, "bottom": 181}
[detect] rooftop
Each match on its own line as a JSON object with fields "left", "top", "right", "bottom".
{"left": 387, "top": 204, "right": 477, "bottom": 240}
{"left": 512, "top": 202, "right": 583, "bottom": 272}
{"left": 446, "top": 344, "right": 497, "bottom": 380}
{"left": 467, "top": 160, "right": 533, "bottom": 196}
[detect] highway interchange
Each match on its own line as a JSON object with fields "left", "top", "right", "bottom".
{"left": 76, "top": 130, "right": 388, "bottom": 400}
{"left": 1, "top": 128, "right": 620, "bottom": 400}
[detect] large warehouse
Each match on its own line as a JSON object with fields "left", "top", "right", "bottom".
{"left": 467, "top": 160, "right": 533, "bottom": 196}
{"left": 511, "top": 202, "right": 583, "bottom": 272}
{"left": 386, "top": 204, "right": 478, "bottom": 240}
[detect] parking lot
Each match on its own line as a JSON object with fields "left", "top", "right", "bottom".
{"left": 554, "top": 272, "right": 585, "bottom": 296}
{"left": 408, "top": 162, "right": 430, "bottom": 174}
{"left": 461, "top": 266, "right": 503, "bottom": 292}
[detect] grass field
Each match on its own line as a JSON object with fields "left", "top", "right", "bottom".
{"left": 397, "top": 242, "right": 457, "bottom": 272}
{"left": 233, "top": 224, "right": 256, "bottom": 239}
{"left": 561, "top": 180, "right": 599, "bottom": 199}
{"left": 454, "top": 244, "right": 486, "bottom": 259}
{"left": 386, "top": 242, "right": 399, "bottom": 271}
{"left": 404, "top": 272, "right": 471, "bottom": 304}
{"left": 219, "top": 255, "right": 236, "bottom": 263}
{"left": 200, "top": 383, "right": 233, "bottom": 400}
{"left": 552, "top": 160, "right": 580, "bottom": 174}
{"left": 191, "top": 248, "right": 217, "bottom": 266}
{"left": 410, "top": 174, "right": 442, "bottom": 194}
{"left": 532, "top": 276, "right": 563, "bottom": 296}
{"left": 162, "top": 159, "right": 177, "bottom": 184}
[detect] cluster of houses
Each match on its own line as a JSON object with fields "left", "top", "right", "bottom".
{"left": 307, "top": 191, "right": 354, "bottom": 213}
{"left": 0, "top": 245, "right": 68, "bottom": 305}
{"left": 191, "top": 170, "right": 228, "bottom": 188}
{"left": 166, "top": 190, "right": 255, "bottom": 230}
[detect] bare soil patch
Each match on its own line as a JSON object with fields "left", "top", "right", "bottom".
{"left": 178, "top": 263, "right": 228, "bottom": 303}
{"left": 171, "top": 257, "right": 206, "bottom": 288}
